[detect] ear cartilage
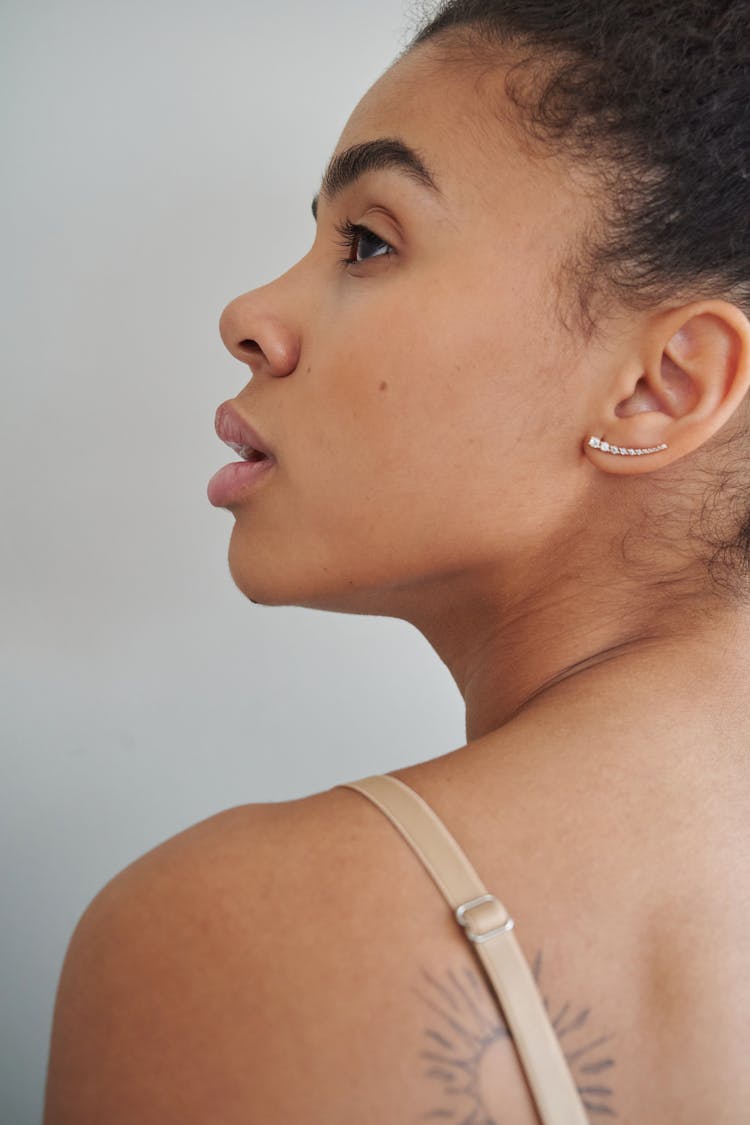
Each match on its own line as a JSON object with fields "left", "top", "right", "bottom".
{"left": 588, "top": 436, "right": 668, "bottom": 457}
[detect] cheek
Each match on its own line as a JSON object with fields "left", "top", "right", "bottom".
{"left": 378, "top": 274, "right": 548, "bottom": 473}
{"left": 292, "top": 281, "right": 547, "bottom": 551}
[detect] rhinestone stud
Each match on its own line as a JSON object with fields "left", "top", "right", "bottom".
{"left": 588, "top": 436, "right": 668, "bottom": 457}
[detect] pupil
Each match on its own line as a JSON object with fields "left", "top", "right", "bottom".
{"left": 358, "top": 231, "right": 381, "bottom": 260}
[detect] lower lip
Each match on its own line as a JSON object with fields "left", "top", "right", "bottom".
{"left": 207, "top": 457, "right": 276, "bottom": 507}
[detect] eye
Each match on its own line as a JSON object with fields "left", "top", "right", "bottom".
{"left": 333, "top": 218, "right": 395, "bottom": 268}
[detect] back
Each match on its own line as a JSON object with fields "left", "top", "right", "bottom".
{"left": 339, "top": 772, "right": 589, "bottom": 1124}
{"left": 245, "top": 723, "right": 749, "bottom": 1124}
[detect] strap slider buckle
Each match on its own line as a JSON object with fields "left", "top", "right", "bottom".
{"left": 455, "top": 893, "right": 515, "bottom": 944}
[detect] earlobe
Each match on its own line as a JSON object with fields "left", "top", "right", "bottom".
{"left": 586, "top": 300, "right": 750, "bottom": 469}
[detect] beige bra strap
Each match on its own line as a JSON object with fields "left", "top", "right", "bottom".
{"left": 338, "top": 773, "right": 589, "bottom": 1125}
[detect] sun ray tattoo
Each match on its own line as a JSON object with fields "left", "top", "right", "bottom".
{"left": 413, "top": 949, "right": 617, "bottom": 1122}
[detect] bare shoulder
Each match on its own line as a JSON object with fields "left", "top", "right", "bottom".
{"left": 43, "top": 741, "right": 750, "bottom": 1123}
{"left": 41, "top": 793, "right": 319, "bottom": 1124}
{"left": 42, "top": 779, "right": 549, "bottom": 1124}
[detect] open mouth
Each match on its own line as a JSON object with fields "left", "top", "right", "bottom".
{"left": 214, "top": 401, "right": 275, "bottom": 462}
{"left": 225, "top": 440, "right": 271, "bottom": 463}
{"left": 241, "top": 446, "right": 269, "bottom": 462}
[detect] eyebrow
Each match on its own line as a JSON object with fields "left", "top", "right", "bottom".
{"left": 311, "top": 137, "right": 441, "bottom": 220}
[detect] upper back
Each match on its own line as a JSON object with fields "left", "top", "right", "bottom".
{"left": 237, "top": 725, "right": 750, "bottom": 1123}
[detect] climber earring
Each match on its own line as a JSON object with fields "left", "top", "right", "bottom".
{"left": 587, "top": 436, "right": 668, "bottom": 457}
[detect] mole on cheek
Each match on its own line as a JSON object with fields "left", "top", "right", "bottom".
{"left": 379, "top": 381, "right": 388, "bottom": 391}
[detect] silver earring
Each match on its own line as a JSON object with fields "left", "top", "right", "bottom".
{"left": 587, "top": 436, "right": 668, "bottom": 457}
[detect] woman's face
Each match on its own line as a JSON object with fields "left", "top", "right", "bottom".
{"left": 217, "top": 43, "right": 602, "bottom": 618}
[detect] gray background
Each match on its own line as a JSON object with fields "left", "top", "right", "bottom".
{"left": 1, "top": 1, "right": 466, "bottom": 1120}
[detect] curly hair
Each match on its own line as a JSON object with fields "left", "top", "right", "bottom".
{"left": 404, "top": 0, "right": 750, "bottom": 601}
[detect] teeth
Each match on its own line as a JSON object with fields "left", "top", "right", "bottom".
{"left": 241, "top": 445, "right": 267, "bottom": 461}
{"left": 225, "top": 439, "right": 265, "bottom": 461}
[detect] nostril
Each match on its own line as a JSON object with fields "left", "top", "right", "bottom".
{"left": 238, "top": 339, "right": 261, "bottom": 355}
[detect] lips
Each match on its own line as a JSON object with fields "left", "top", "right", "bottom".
{"left": 214, "top": 401, "right": 274, "bottom": 461}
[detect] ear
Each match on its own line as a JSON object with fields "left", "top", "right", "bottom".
{"left": 585, "top": 300, "right": 750, "bottom": 472}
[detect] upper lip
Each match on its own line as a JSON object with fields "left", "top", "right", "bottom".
{"left": 214, "top": 401, "right": 274, "bottom": 460}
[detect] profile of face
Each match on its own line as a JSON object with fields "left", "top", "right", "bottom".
{"left": 216, "top": 42, "right": 619, "bottom": 621}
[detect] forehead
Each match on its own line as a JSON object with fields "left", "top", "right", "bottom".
{"left": 333, "top": 42, "right": 583, "bottom": 225}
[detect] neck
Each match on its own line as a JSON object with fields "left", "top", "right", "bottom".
{"left": 401, "top": 571, "right": 750, "bottom": 744}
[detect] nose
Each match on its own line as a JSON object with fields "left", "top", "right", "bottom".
{"left": 218, "top": 281, "right": 301, "bottom": 378}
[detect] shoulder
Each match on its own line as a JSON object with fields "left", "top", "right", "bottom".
{"left": 42, "top": 782, "right": 407, "bottom": 1123}
{"left": 42, "top": 759, "right": 626, "bottom": 1122}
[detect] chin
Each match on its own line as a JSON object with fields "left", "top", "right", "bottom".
{"left": 227, "top": 556, "right": 291, "bottom": 607}
{"left": 224, "top": 523, "right": 417, "bottom": 617}
{"left": 226, "top": 551, "right": 397, "bottom": 617}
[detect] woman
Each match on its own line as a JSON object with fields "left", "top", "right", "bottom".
{"left": 43, "top": 1, "right": 750, "bottom": 1121}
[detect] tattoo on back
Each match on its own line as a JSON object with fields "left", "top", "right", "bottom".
{"left": 412, "top": 949, "right": 617, "bottom": 1121}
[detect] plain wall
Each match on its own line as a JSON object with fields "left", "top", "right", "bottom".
{"left": 1, "top": 2, "right": 466, "bottom": 1120}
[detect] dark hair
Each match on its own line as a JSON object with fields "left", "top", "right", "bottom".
{"left": 404, "top": 0, "right": 750, "bottom": 600}
{"left": 407, "top": 1, "right": 750, "bottom": 334}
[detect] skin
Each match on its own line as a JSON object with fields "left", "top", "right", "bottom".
{"left": 43, "top": 39, "right": 750, "bottom": 1123}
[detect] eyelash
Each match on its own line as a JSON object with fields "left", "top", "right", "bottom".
{"left": 333, "top": 217, "right": 394, "bottom": 268}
